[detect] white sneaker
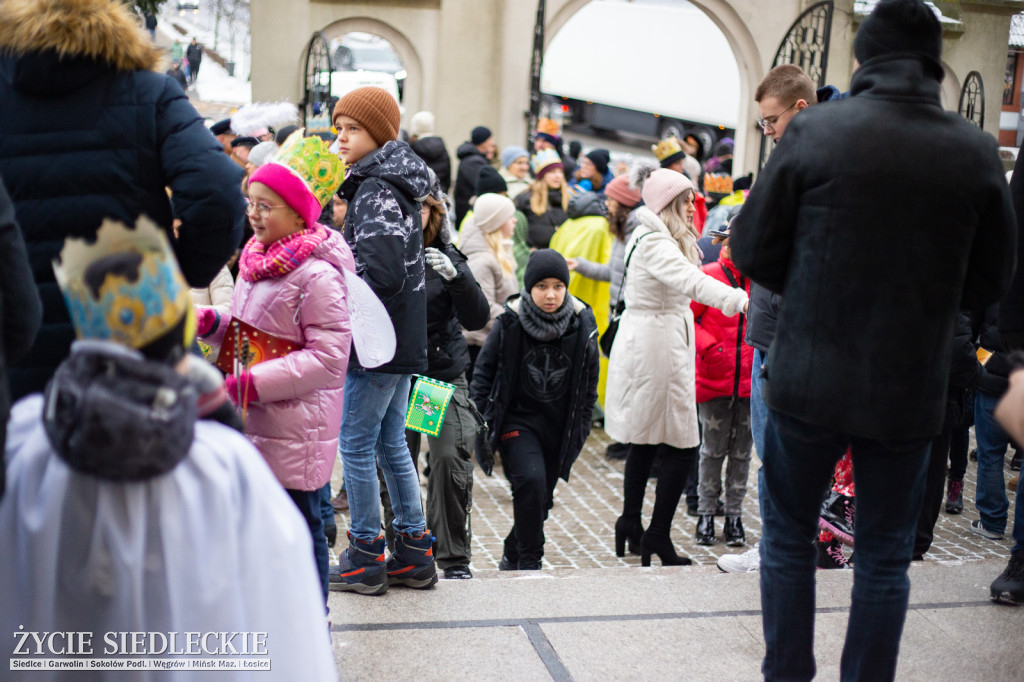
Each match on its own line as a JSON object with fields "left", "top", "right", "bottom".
{"left": 717, "top": 543, "right": 760, "bottom": 573}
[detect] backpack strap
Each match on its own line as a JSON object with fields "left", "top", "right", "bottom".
{"left": 614, "top": 231, "right": 653, "bottom": 310}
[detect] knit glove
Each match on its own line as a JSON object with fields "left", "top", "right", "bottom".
{"left": 224, "top": 371, "right": 259, "bottom": 408}
{"left": 425, "top": 247, "right": 458, "bottom": 281}
{"left": 195, "top": 307, "right": 219, "bottom": 337}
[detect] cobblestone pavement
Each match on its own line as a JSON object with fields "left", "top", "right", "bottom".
{"left": 330, "top": 428, "right": 1018, "bottom": 572}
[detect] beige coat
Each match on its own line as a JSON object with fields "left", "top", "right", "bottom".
{"left": 604, "top": 206, "right": 747, "bottom": 449}
{"left": 460, "top": 217, "right": 517, "bottom": 347}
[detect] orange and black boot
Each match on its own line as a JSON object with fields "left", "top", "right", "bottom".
{"left": 386, "top": 530, "right": 438, "bottom": 589}
{"left": 328, "top": 532, "right": 388, "bottom": 595}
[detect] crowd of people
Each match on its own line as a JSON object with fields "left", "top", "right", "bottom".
{"left": 0, "top": 0, "right": 1022, "bottom": 679}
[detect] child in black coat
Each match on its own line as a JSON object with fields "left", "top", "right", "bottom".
{"left": 470, "top": 249, "right": 600, "bottom": 569}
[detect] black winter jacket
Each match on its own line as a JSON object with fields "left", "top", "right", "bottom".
{"left": 1000, "top": 150, "right": 1024, "bottom": 350}
{"left": 454, "top": 142, "right": 489, "bottom": 228}
{"left": 340, "top": 140, "right": 431, "bottom": 374}
{"left": 745, "top": 85, "right": 848, "bottom": 354}
{"left": 515, "top": 189, "right": 569, "bottom": 249}
{"left": 0, "top": 2, "right": 245, "bottom": 399}
{"left": 470, "top": 295, "right": 599, "bottom": 480}
{"left": 411, "top": 136, "right": 452, "bottom": 195}
{"left": 730, "top": 56, "right": 1016, "bottom": 439}
{"left": 0, "top": 176, "right": 42, "bottom": 497}
{"left": 424, "top": 240, "right": 489, "bottom": 381}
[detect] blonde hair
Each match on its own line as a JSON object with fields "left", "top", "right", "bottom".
{"left": 658, "top": 189, "right": 700, "bottom": 263}
{"left": 485, "top": 229, "right": 515, "bottom": 276}
{"left": 529, "top": 178, "right": 570, "bottom": 215}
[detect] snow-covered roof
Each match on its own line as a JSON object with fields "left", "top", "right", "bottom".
{"left": 1011, "top": 13, "right": 1024, "bottom": 48}
{"left": 854, "top": 1, "right": 962, "bottom": 26}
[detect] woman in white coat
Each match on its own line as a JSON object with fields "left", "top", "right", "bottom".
{"left": 605, "top": 168, "right": 748, "bottom": 566}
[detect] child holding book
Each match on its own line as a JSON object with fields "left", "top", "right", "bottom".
{"left": 470, "top": 249, "right": 600, "bottom": 569}
{"left": 196, "top": 131, "right": 352, "bottom": 601}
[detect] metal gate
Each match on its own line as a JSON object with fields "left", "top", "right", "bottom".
{"left": 526, "top": 1, "right": 547, "bottom": 149}
{"left": 958, "top": 71, "right": 985, "bottom": 129}
{"left": 301, "top": 32, "right": 334, "bottom": 136}
{"left": 759, "top": 1, "right": 834, "bottom": 169}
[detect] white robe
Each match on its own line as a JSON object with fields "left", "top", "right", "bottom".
{"left": 0, "top": 395, "right": 337, "bottom": 681}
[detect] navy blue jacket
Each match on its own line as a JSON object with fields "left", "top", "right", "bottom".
{"left": 0, "top": 2, "right": 244, "bottom": 398}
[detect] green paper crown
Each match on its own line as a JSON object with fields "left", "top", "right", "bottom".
{"left": 275, "top": 129, "right": 346, "bottom": 208}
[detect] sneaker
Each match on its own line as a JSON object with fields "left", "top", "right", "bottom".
{"left": 990, "top": 550, "right": 1024, "bottom": 605}
{"left": 443, "top": 566, "right": 473, "bottom": 580}
{"left": 969, "top": 519, "right": 1004, "bottom": 540}
{"left": 386, "top": 530, "right": 438, "bottom": 589}
{"left": 816, "top": 538, "right": 852, "bottom": 569}
{"left": 818, "top": 491, "right": 855, "bottom": 546}
{"left": 329, "top": 533, "right": 388, "bottom": 595}
{"left": 945, "top": 479, "right": 964, "bottom": 515}
{"left": 717, "top": 544, "right": 760, "bottom": 573}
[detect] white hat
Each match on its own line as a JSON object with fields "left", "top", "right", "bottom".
{"left": 473, "top": 193, "right": 516, "bottom": 233}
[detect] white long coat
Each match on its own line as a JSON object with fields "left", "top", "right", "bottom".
{"left": 604, "top": 206, "right": 747, "bottom": 449}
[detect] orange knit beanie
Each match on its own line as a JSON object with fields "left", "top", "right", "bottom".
{"left": 332, "top": 87, "right": 401, "bottom": 147}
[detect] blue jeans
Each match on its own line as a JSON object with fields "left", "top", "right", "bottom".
{"left": 760, "top": 409, "right": 929, "bottom": 681}
{"left": 974, "top": 391, "right": 1010, "bottom": 534}
{"left": 339, "top": 369, "right": 425, "bottom": 542}
{"left": 751, "top": 348, "right": 769, "bottom": 519}
{"left": 286, "top": 488, "right": 328, "bottom": 602}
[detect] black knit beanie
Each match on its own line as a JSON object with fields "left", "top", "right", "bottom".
{"left": 854, "top": 0, "right": 942, "bottom": 77}
{"left": 471, "top": 126, "right": 492, "bottom": 146}
{"left": 524, "top": 249, "right": 570, "bottom": 291}
{"left": 586, "top": 149, "right": 611, "bottom": 176}
{"left": 475, "top": 166, "right": 507, "bottom": 195}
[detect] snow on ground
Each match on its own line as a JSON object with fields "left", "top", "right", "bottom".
{"left": 158, "top": 5, "right": 251, "bottom": 106}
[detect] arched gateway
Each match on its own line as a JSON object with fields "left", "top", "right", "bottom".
{"left": 250, "top": 0, "right": 1018, "bottom": 174}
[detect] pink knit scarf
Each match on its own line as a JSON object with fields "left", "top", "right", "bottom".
{"left": 239, "top": 223, "right": 329, "bottom": 282}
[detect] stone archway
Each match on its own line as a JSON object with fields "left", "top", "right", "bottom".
{"left": 940, "top": 62, "right": 961, "bottom": 113}
{"left": 543, "top": 0, "right": 765, "bottom": 172}
{"left": 318, "top": 17, "right": 426, "bottom": 118}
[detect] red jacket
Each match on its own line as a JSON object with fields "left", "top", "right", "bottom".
{"left": 691, "top": 256, "right": 752, "bottom": 403}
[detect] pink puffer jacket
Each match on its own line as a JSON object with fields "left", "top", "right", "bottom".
{"left": 208, "top": 228, "right": 354, "bottom": 491}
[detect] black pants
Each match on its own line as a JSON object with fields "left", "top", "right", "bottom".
{"left": 622, "top": 443, "right": 697, "bottom": 538}
{"left": 914, "top": 403, "right": 959, "bottom": 557}
{"left": 500, "top": 426, "right": 560, "bottom": 562}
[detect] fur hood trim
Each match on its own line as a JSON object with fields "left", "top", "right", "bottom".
{"left": 0, "top": 0, "right": 162, "bottom": 72}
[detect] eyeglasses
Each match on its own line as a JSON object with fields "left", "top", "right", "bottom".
{"left": 757, "top": 102, "right": 798, "bottom": 132}
{"left": 245, "top": 198, "right": 288, "bottom": 219}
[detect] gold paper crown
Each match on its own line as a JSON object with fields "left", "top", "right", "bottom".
{"left": 653, "top": 136, "right": 685, "bottom": 162}
{"left": 274, "top": 129, "right": 346, "bottom": 207}
{"left": 53, "top": 216, "right": 195, "bottom": 352}
{"left": 537, "top": 117, "right": 561, "bottom": 137}
{"left": 531, "top": 148, "right": 562, "bottom": 175}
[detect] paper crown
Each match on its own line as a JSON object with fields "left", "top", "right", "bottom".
{"left": 274, "top": 129, "right": 346, "bottom": 208}
{"left": 53, "top": 216, "right": 194, "bottom": 352}
{"left": 653, "top": 136, "right": 685, "bottom": 163}
{"left": 531, "top": 148, "right": 563, "bottom": 176}
{"left": 537, "top": 117, "right": 561, "bottom": 137}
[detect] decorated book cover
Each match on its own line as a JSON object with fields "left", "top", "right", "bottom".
{"left": 405, "top": 376, "right": 457, "bottom": 437}
{"left": 215, "top": 318, "right": 301, "bottom": 374}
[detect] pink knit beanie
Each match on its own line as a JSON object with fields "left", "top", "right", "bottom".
{"left": 248, "top": 163, "right": 322, "bottom": 228}
{"left": 641, "top": 168, "right": 694, "bottom": 214}
{"left": 604, "top": 174, "right": 642, "bottom": 209}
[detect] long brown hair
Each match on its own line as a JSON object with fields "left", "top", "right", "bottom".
{"left": 422, "top": 195, "right": 446, "bottom": 248}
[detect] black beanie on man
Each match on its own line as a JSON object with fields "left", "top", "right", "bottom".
{"left": 524, "top": 249, "right": 570, "bottom": 291}
{"left": 586, "top": 149, "right": 611, "bottom": 176}
{"left": 853, "top": 0, "right": 943, "bottom": 78}
{"left": 475, "top": 166, "right": 508, "bottom": 196}
{"left": 471, "top": 126, "right": 492, "bottom": 146}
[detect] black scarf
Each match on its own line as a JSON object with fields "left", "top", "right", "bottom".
{"left": 518, "top": 289, "right": 574, "bottom": 342}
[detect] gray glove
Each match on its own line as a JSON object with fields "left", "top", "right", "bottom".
{"left": 424, "top": 247, "right": 458, "bottom": 281}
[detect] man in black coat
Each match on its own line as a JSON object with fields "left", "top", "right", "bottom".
{"left": 186, "top": 38, "right": 203, "bottom": 85}
{"left": 0, "top": 176, "right": 42, "bottom": 498}
{"left": 729, "top": 1, "right": 1016, "bottom": 678}
{"left": 0, "top": 0, "right": 245, "bottom": 399}
{"left": 454, "top": 126, "right": 495, "bottom": 228}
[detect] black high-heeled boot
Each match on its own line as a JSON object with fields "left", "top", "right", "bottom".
{"left": 639, "top": 530, "right": 692, "bottom": 567}
{"left": 614, "top": 516, "right": 644, "bottom": 557}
